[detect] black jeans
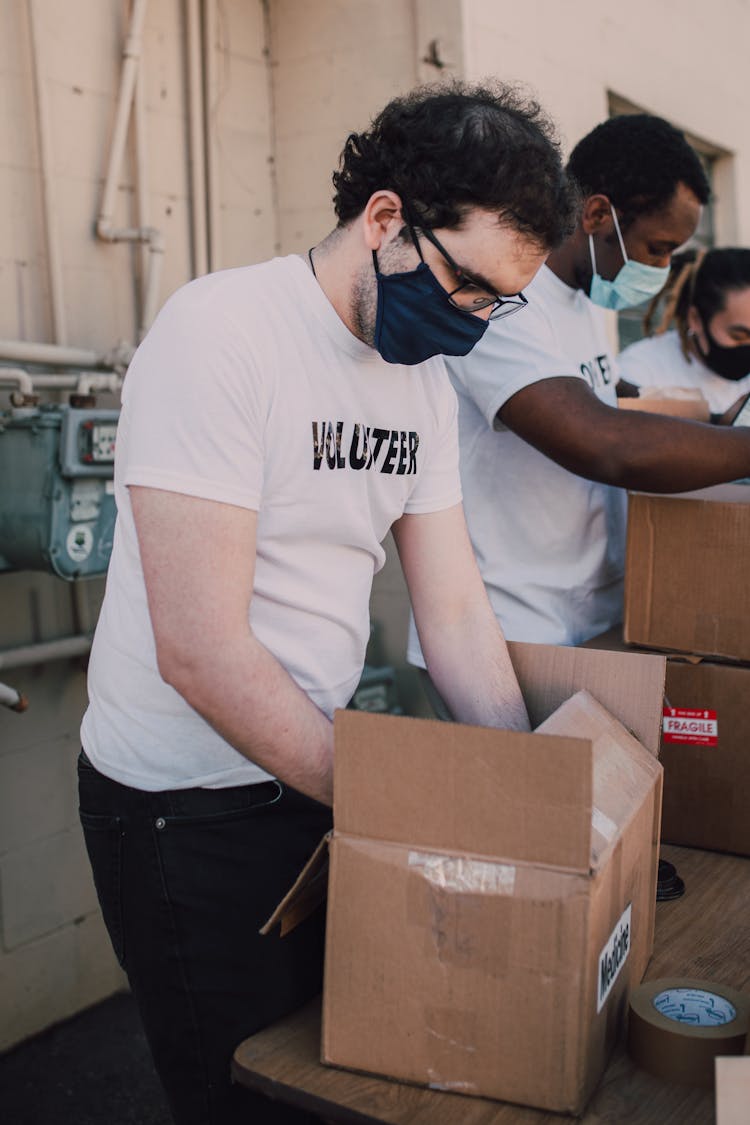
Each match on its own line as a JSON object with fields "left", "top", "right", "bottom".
{"left": 78, "top": 751, "right": 332, "bottom": 1125}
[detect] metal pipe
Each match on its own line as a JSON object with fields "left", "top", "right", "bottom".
{"left": 0, "top": 635, "right": 92, "bottom": 672}
{"left": 139, "top": 230, "right": 165, "bottom": 340}
{"left": 97, "top": 0, "right": 149, "bottom": 241}
{"left": 0, "top": 681, "right": 29, "bottom": 712}
{"left": 0, "top": 367, "right": 34, "bottom": 396}
{"left": 203, "top": 0, "right": 221, "bottom": 271}
{"left": 0, "top": 339, "right": 130, "bottom": 370}
{"left": 75, "top": 372, "right": 123, "bottom": 396}
{"left": 260, "top": 0, "right": 281, "bottom": 257}
{"left": 0, "top": 370, "right": 122, "bottom": 395}
{"left": 96, "top": 0, "right": 164, "bottom": 339}
{"left": 186, "top": 0, "right": 209, "bottom": 278}
{"left": 27, "top": 0, "right": 68, "bottom": 344}
{"left": 134, "top": 57, "right": 151, "bottom": 301}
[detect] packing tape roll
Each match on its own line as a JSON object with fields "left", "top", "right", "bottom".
{"left": 628, "top": 978, "right": 750, "bottom": 1088}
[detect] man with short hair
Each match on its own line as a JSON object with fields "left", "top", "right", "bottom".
{"left": 408, "top": 114, "right": 750, "bottom": 687}
{"left": 78, "top": 81, "right": 576, "bottom": 1125}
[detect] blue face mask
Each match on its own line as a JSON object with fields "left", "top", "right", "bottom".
{"left": 588, "top": 206, "right": 670, "bottom": 311}
{"left": 372, "top": 252, "right": 489, "bottom": 365}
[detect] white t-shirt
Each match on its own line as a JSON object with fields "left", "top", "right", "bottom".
{"left": 82, "top": 255, "right": 461, "bottom": 790}
{"left": 618, "top": 329, "right": 750, "bottom": 415}
{"left": 408, "top": 264, "right": 626, "bottom": 662}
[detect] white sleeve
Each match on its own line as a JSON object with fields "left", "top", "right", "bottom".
{"left": 403, "top": 370, "right": 462, "bottom": 514}
{"left": 446, "top": 302, "right": 582, "bottom": 429}
{"left": 120, "top": 281, "right": 267, "bottom": 511}
{"left": 617, "top": 338, "right": 663, "bottom": 389}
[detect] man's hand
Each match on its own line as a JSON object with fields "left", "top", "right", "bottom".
{"left": 130, "top": 487, "right": 334, "bottom": 805}
{"left": 393, "top": 504, "right": 529, "bottom": 732}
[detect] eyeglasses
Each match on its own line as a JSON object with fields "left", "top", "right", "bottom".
{"left": 407, "top": 222, "right": 528, "bottom": 321}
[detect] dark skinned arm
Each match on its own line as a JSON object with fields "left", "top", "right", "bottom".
{"left": 499, "top": 377, "right": 750, "bottom": 492}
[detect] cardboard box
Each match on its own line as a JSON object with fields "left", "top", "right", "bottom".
{"left": 716, "top": 1057, "right": 750, "bottom": 1125}
{"left": 660, "top": 658, "right": 750, "bottom": 856}
{"left": 618, "top": 386, "right": 710, "bottom": 422}
{"left": 317, "top": 643, "right": 664, "bottom": 1114}
{"left": 624, "top": 483, "right": 750, "bottom": 663}
{"left": 583, "top": 627, "right": 750, "bottom": 857}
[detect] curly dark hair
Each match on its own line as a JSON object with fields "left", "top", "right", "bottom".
{"left": 567, "top": 114, "right": 710, "bottom": 227}
{"left": 332, "top": 80, "right": 578, "bottom": 250}
{"left": 644, "top": 246, "right": 750, "bottom": 357}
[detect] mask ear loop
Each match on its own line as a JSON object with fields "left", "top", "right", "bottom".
{"left": 404, "top": 217, "right": 425, "bottom": 263}
{"left": 588, "top": 231, "right": 599, "bottom": 276}
{"left": 609, "top": 205, "right": 629, "bottom": 264}
{"left": 372, "top": 207, "right": 424, "bottom": 273}
{"left": 589, "top": 201, "right": 627, "bottom": 277}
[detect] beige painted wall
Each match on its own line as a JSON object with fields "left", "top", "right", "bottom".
{"left": 269, "top": 0, "right": 463, "bottom": 252}
{"left": 3, "top": 0, "right": 750, "bottom": 1050}
{"left": 462, "top": 0, "right": 749, "bottom": 241}
{"left": 0, "top": 0, "right": 277, "bottom": 1050}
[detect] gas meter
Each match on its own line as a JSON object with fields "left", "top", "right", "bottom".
{"left": 0, "top": 404, "right": 119, "bottom": 579}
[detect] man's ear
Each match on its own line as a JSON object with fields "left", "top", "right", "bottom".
{"left": 362, "top": 190, "right": 405, "bottom": 251}
{"left": 581, "top": 194, "right": 614, "bottom": 237}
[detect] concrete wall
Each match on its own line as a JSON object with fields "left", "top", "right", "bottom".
{"left": 269, "top": 0, "right": 463, "bottom": 251}
{"left": 203, "top": 0, "right": 278, "bottom": 268}
{"left": 371, "top": 0, "right": 750, "bottom": 706}
{"left": 462, "top": 0, "right": 749, "bottom": 241}
{"left": 3, "top": 0, "right": 750, "bottom": 1050}
{"left": 0, "top": 576, "right": 125, "bottom": 1049}
{"left": 267, "top": 0, "right": 464, "bottom": 703}
{"left": 0, "top": 0, "right": 277, "bottom": 1050}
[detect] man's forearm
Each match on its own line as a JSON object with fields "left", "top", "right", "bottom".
{"left": 422, "top": 613, "right": 530, "bottom": 733}
{"left": 502, "top": 378, "right": 750, "bottom": 493}
{"left": 593, "top": 411, "right": 750, "bottom": 492}
{"left": 159, "top": 631, "right": 334, "bottom": 805}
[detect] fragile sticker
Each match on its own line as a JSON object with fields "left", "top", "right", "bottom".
{"left": 662, "top": 707, "right": 718, "bottom": 746}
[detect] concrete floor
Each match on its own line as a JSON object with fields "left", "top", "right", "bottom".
{"left": 0, "top": 990, "right": 171, "bottom": 1125}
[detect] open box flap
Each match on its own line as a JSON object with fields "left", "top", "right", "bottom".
{"left": 333, "top": 710, "right": 593, "bottom": 872}
{"left": 536, "top": 690, "right": 662, "bottom": 870}
{"left": 260, "top": 831, "right": 331, "bottom": 936}
{"left": 508, "top": 639, "right": 666, "bottom": 756}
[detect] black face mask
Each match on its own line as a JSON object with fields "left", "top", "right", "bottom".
{"left": 372, "top": 254, "right": 489, "bottom": 365}
{"left": 697, "top": 321, "right": 750, "bottom": 381}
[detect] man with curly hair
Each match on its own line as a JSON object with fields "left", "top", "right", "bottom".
{"left": 77, "top": 81, "right": 576, "bottom": 1125}
{"left": 409, "top": 114, "right": 750, "bottom": 698}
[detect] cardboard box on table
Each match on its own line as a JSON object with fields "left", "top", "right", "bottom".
{"left": 268, "top": 642, "right": 665, "bottom": 1115}
{"left": 715, "top": 1057, "right": 750, "bottom": 1125}
{"left": 660, "top": 658, "right": 750, "bottom": 856}
{"left": 617, "top": 386, "right": 710, "bottom": 422}
{"left": 624, "top": 484, "right": 750, "bottom": 663}
{"left": 586, "top": 626, "right": 750, "bottom": 857}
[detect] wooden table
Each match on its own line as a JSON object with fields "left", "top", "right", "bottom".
{"left": 232, "top": 845, "right": 750, "bottom": 1123}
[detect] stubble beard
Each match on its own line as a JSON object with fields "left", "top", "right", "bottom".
{"left": 351, "top": 234, "right": 415, "bottom": 349}
{"left": 350, "top": 260, "right": 378, "bottom": 347}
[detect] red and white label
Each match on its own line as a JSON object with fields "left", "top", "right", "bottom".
{"left": 662, "top": 707, "right": 718, "bottom": 746}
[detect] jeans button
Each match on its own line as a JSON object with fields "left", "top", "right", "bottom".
{"left": 155, "top": 817, "right": 166, "bottom": 830}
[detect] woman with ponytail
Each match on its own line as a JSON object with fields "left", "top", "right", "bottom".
{"left": 619, "top": 247, "right": 750, "bottom": 416}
